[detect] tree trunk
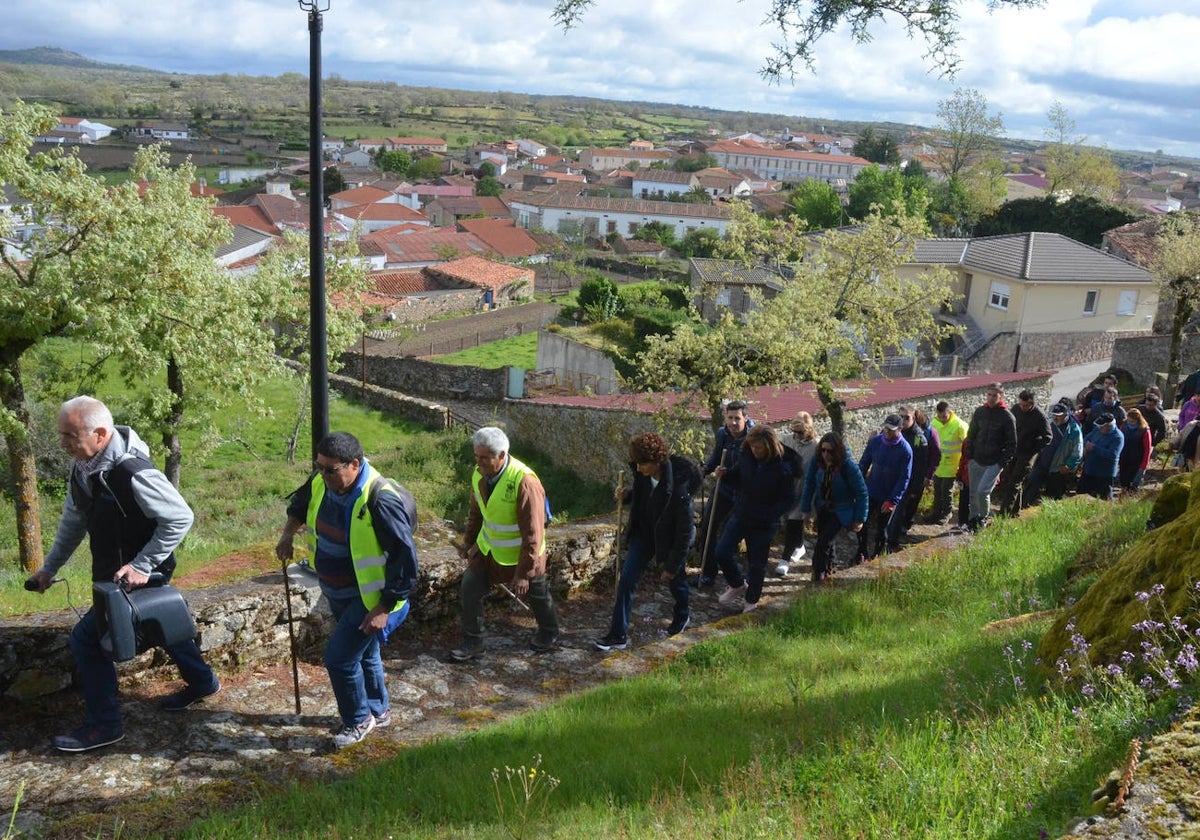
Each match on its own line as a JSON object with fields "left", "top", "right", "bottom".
{"left": 0, "top": 351, "right": 44, "bottom": 573}
{"left": 815, "top": 380, "right": 846, "bottom": 439}
{"left": 1164, "top": 288, "right": 1193, "bottom": 410}
{"left": 163, "top": 354, "right": 184, "bottom": 488}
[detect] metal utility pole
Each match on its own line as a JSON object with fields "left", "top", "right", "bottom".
{"left": 301, "top": 0, "right": 330, "bottom": 457}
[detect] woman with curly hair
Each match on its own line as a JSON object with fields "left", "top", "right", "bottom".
{"left": 592, "top": 433, "right": 701, "bottom": 651}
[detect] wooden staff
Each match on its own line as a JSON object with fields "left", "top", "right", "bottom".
{"left": 280, "top": 558, "right": 302, "bottom": 714}
{"left": 700, "top": 451, "right": 726, "bottom": 567}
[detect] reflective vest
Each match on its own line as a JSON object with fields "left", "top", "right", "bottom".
{"left": 472, "top": 456, "right": 543, "bottom": 566}
{"left": 305, "top": 468, "right": 406, "bottom": 613}
{"left": 932, "top": 412, "right": 970, "bottom": 479}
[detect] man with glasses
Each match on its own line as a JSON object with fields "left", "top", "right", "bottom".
{"left": 277, "top": 432, "right": 418, "bottom": 749}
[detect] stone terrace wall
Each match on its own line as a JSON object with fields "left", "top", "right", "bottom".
{"left": 330, "top": 371, "right": 451, "bottom": 428}
{"left": 339, "top": 353, "right": 510, "bottom": 402}
{"left": 0, "top": 519, "right": 619, "bottom": 703}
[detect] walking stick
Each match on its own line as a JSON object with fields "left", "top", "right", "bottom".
{"left": 614, "top": 470, "right": 626, "bottom": 586}
{"left": 280, "top": 557, "right": 302, "bottom": 714}
{"left": 497, "top": 582, "right": 532, "bottom": 611}
{"left": 699, "top": 452, "right": 726, "bottom": 573}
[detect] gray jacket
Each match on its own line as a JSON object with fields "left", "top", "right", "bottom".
{"left": 39, "top": 426, "right": 193, "bottom": 578}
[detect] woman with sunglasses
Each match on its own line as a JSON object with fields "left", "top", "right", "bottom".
{"left": 799, "top": 433, "right": 869, "bottom": 582}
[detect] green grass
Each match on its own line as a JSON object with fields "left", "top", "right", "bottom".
{"left": 436, "top": 332, "right": 539, "bottom": 369}
{"left": 179, "top": 496, "right": 1159, "bottom": 839}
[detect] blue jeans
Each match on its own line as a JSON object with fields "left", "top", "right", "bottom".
{"left": 607, "top": 534, "right": 691, "bottom": 639}
{"left": 967, "top": 461, "right": 1004, "bottom": 521}
{"left": 325, "top": 593, "right": 404, "bottom": 728}
{"left": 70, "top": 606, "right": 216, "bottom": 730}
{"left": 714, "top": 514, "right": 778, "bottom": 605}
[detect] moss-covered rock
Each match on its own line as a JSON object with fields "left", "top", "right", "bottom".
{"left": 1038, "top": 476, "right": 1200, "bottom": 674}
{"left": 1148, "top": 472, "right": 1195, "bottom": 528}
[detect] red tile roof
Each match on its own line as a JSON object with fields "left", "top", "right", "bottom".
{"left": 370, "top": 270, "right": 441, "bottom": 295}
{"left": 456, "top": 218, "right": 540, "bottom": 258}
{"left": 359, "top": 229, "right": 490, "bottom": 265}
{"left": 212, "top": 205, "right": 277, "bottom": 235}
{"left": 427, "top": 256, "right": 534, "bottom": 292}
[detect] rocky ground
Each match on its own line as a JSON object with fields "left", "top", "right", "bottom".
{"left": 1, "top": 513, "right": 1193, "bottom": 838}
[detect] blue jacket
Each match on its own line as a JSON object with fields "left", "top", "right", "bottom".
{"left": 1082, "top": 426, "right": 1124, "bottom": 478}
{"left": 1036, "top": 416, "right": 1083, "bottom": 473}
{"left": 858, "top": 433, "right": 913, "bottom": 505}
{"left": 800, "top": 458, "right": 870, "bottom": 527}
{"left": 721, "top": 444, "right": 799, "bottom": 528}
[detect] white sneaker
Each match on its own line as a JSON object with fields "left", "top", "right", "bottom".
{"left": 774, "top": 561, "right": 790, "bottom": 577}
{"left": 718, "top": 583, "right": 747, "bottom": 606}
{"left": 332, "top": 715, "right": 376, "bottom": 749}
{"left": 742, "top": 600, "right": 759, "bottom": 613}
{"left": 791, "top": 544, "right": 807, "bottom": 562}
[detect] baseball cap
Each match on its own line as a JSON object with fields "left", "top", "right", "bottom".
{"left": 883, "top": 414, "right": 902, "bottom": 430}
{"left": 1096, "top": 412, "right": 1115, "bottom": 427}
{"left": 1051, "top": 403, "right": 1069, "bottom": 416}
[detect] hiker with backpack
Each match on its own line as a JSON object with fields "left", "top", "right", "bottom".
{"left": 799, "top": 432, "right": 868, "bottom": 583}
{"left": 276, "top": 431, "right": 419, "bottom": 749}
{"left": 592, "top": 433, "right": 701, "bottom": 651}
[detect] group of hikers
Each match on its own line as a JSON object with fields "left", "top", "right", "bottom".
{"left": 22, "top": 380, "right": 1181, "bottom": 752}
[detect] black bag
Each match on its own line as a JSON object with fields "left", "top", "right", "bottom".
{"left": 93, "top": 577, "right": 198, "bottom": 662}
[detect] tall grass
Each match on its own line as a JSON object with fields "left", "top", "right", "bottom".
{"left": 181, "top": 496, "right": 1157, "bottom": 839}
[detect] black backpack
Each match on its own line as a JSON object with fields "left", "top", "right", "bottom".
{"left": 361, "top": 476, "right": 418, "bottom": 533}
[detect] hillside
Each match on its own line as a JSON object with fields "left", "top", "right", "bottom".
{"left": 3, "top": 45, "right": 1198, "bottom": 172}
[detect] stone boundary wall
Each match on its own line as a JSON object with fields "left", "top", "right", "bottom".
{"left": 329, "top": 371, "right": 451, "bottom": 429}
{"left": 379, "top": 289, "right": 484, "bottom": 325}
{"left": 1113, "top": 334, "right": 1200, "bottom": 391}
{"left": 499, "top": 374, "right": 1054, "bottom": 483}
{"left": 338, "top": 353, "right": 510, "bottom": 402}
{"left": 1, "top": 519, "right": 619, "bottom": 702}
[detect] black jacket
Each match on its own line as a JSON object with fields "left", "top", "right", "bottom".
{"left": 1013, "top": 405, "right": 1053, "bottom": 457}
{"left": 622, "top": 454, "right": 700, "bottom": 575}
{"left": 963, "top": 402, "right": 1018, "bottom": 467}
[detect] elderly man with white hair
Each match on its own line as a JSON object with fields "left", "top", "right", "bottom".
{"left": 449, "top": 427, "right": 560, "bottom": 661}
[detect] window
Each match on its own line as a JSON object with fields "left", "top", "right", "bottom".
{"left": 1084, "top": 290, "right": 1099, "bottom": 316}
{"left": 715, "top": 288, "right": 732, "bottom": 307}
{"left": 988, "top": 281, "right": 1011, "bottom": 311}
{"left": 1117, "top": 290, "right": 1137, "bottom": 316}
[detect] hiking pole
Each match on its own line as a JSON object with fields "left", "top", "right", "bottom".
{"left": 280, "top": 556, "right": 302, "bottom": 714}
{"left": 614, "top": 469, "right": 626, "bottom": 586}
{"left": 497, "top": 582, "right": 531, "bottom": 611}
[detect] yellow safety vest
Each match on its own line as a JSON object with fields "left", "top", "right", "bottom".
{"left": 305, "top": 469, "right": 406, "bottom": 613}
{"left": 472, "top": 456, "right": 544, "bottom": 566}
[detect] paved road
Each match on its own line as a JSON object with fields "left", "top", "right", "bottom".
{"left": 1048, "top": 358, "right": 1113, "bottom": 403}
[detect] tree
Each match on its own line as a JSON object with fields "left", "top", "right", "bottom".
{"left": 1152, "top": 213, "right": 1200, "bottom": 408}
{"left": 634, "top": 220, "right": 677, "bottom": 248}
{"left": 407, "top": 156, "right": 443, "bottom": 180}
{"left": 930, "top": 88, "right": 1006, "bottom": 234}
{"left": 785, "top": 179, "right": 844, "bottom": 230}
{"left": 476, "top": 175, "right": 503, "bottom": 197}
{"left": 853, "top": 128, "right": 900, "bottom": 165}
{"left": 673, "top": 154, "right": 718, "bottom": 172}
{"left": 676, "top": 227, "right": 721, "bottom": 258}
{"left": 577, "top": 275, "right": 622, "bottom": 323}
{"left": 377, "top": 149, "right": 411, "bottom": 175}
{"left": 974, "top": 195, "right": 1138, "bottom": 246}
{"left": 323, "top": 165, "right": 346, "bottom": 198}
{"left": 552, "top": 0, "right": 1042, "bottom": 79}
{"left": 846, "top": 164, "right": 928, "bottom": 222}
{"left": 1042, "top": 101, "right": 1120, "bottom": 200}
{"left": 634, "top": 203, "right": 956, "bottom": 435}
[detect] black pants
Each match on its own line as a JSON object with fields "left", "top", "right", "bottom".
{"left": 994, "top": 453, "right": 1036, "bottom": 517}
{"left": 860, "top": 498, "right": 897, "bottom": 560}
{"left": 811, "top": 508, "right": 842, "bottom": 579}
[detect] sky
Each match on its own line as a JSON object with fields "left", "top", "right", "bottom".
{"left": 4, "top": 0, "right": 1200, "bottom": 160}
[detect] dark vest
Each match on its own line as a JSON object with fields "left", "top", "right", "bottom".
{"left": 82, "top": 457, "right": 176, "bottom": 583}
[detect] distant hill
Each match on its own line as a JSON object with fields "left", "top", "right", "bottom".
{"left": 0, "top": 46, "right": 159, "bottom": 74}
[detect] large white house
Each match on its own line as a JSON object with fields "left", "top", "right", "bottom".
{"left": 706, "top": 138, "right": 871, "bottom": 187}
{"left": 506, "top": 193, "right": 732, "bottom": 241}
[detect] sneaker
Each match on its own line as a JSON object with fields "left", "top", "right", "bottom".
{"left": 742, "top": 600, "right": 759, "bottom": 613}
{"left": 52, "top": 725, "right": 124, "bottom": 753}
{"left": 718, "top": 583, "right": 747, "bottom": 606}
{"left": 449, "top": 639, "right": 483, "bottom": 661}
{"left": 530, "top": 630, "right": 560, "bottom": 653}
{"left": 373, "top": 709, "right": 392, "bottom": 728}
{"left": 332, "top": 716, "right": 376, "bottom": 749}
{"left": 791, "top": 544, "right": 807, "bottom": 562}
{"left": 592, "top": 633, "right": 628, "bottom": 651}
{"left": 773, "top": 561, "right": 790, "bottom": 577}
{"left": 159, "top": 680, "right": 221, "bottom": 711}
{"left": 666, "top": 615, "right": 690, "bottom": 636}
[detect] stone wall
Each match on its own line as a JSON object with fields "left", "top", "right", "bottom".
{"left": 1112, "top": 334, "right": 1200, "bottom": 390}
{"left": 329, "top": 371, "right": 452, "bottom": 428}
{"left": 339, "top": 353, "right": 511, "bottom": 402}
{"left": 0, "top": 519, "right": 620, "bottom": 702}
{"left": 379, "top": 289, "right": 483, "bottom": 324}
{"left": 965, "top": 332, "right": 1131, "bottom": 377}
